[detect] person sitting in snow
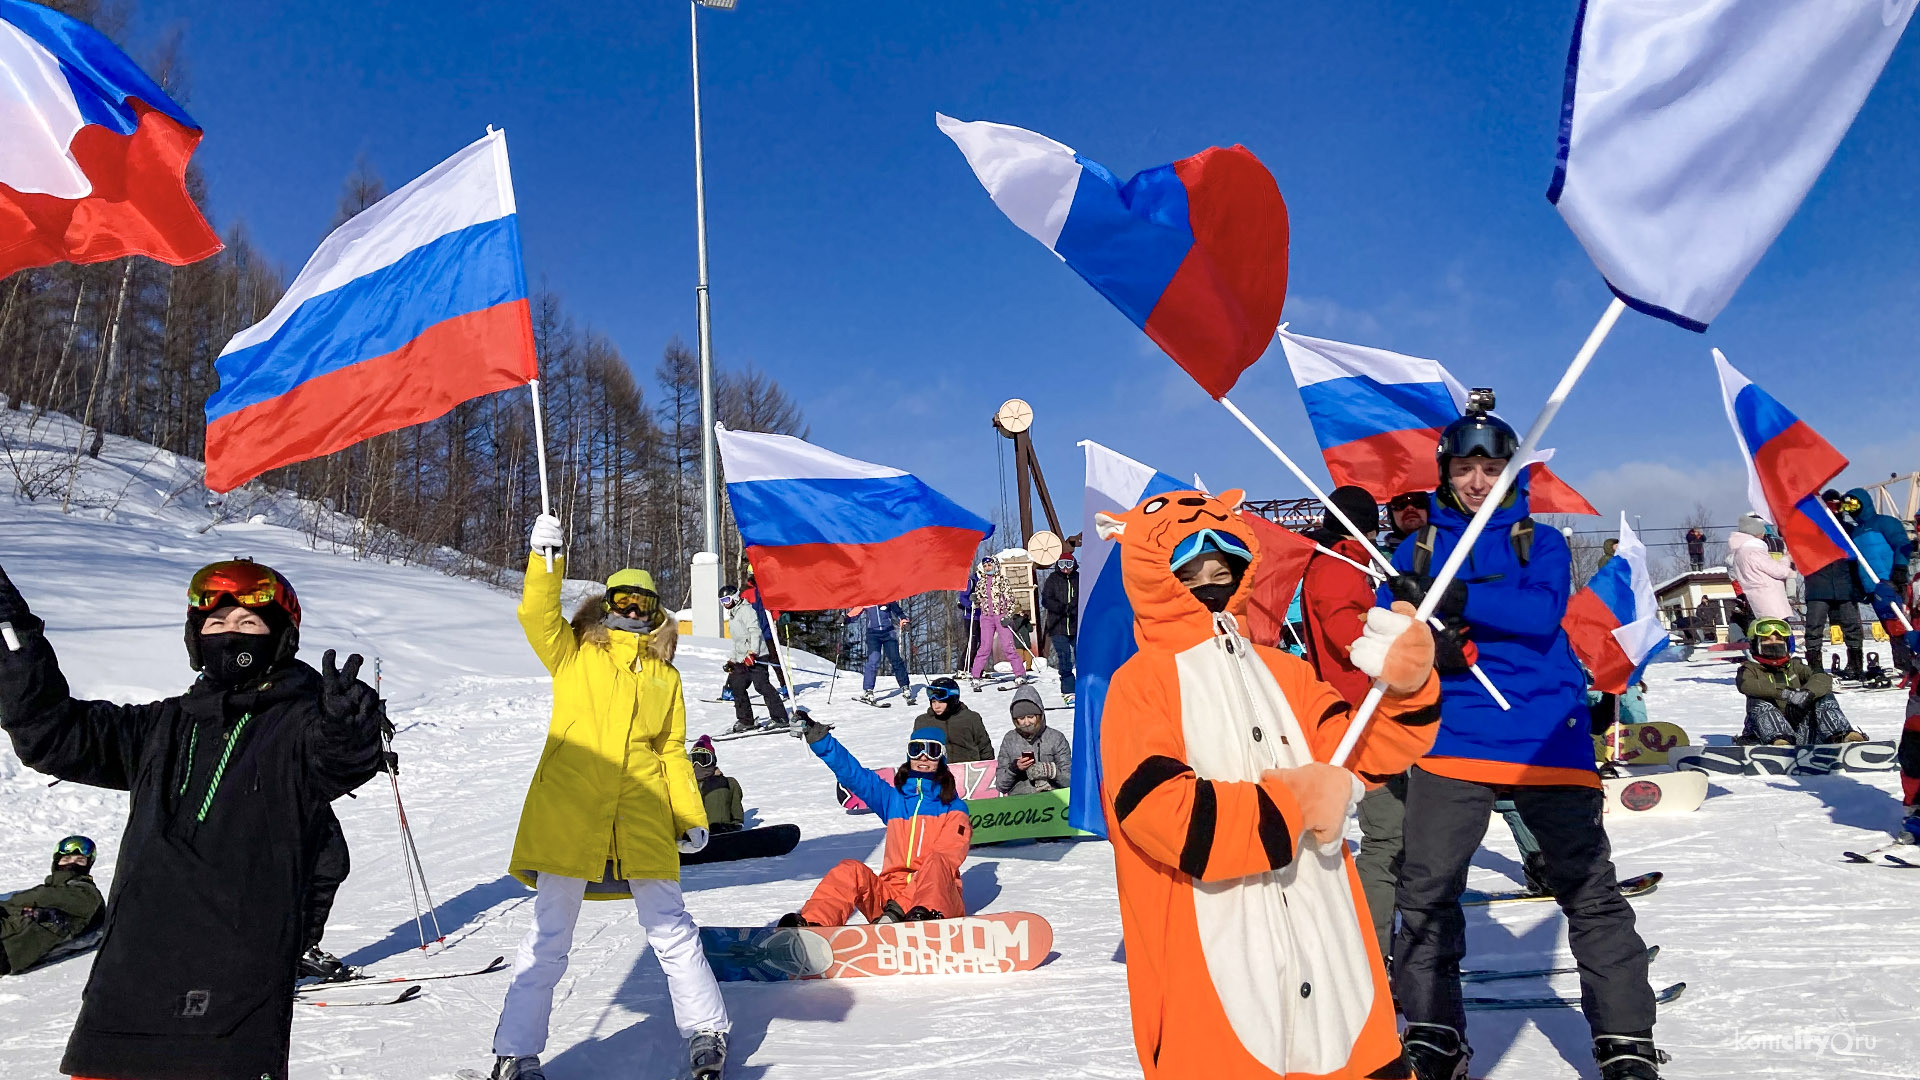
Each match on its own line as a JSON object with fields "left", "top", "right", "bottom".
{"left": 0, "top": 559, "right": 386, "bottom": 1080}
{"left": 780, "top": 718, "right": 970, "bottom": 926}
{"left": 723, "top": 587, "right": 788, "bottom": 734}
{"left": 689, "top": 736, "right": 745, "bottom": 834}
{"left": 1736, "top": 617, "right": 1867, "bottom": 746}
{"left": 0, "top": 835, "right": 103, "bottom": 976}
{"left": 914, "top": 676, "right": 994, "bottom": 763}
{"left": 994, "top": 685, "right": 1072, "bottom": 795}
{"left": 1092, "top": 488, "right": 1443, "bottom": 1080}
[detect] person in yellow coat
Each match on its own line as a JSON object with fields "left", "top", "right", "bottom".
{"left": 485, "top": 515, "right": 731, "bottom": 1080}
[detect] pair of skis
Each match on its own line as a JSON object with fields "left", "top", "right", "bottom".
{"left": 296, "top": 954, "right": 507, "bottom": 1008}
{"left": 1459, "top": 946, "right": 1681, "bottom": 1011}
{"left": 1843, "top": 841, "right": 1920, "bottom": 867}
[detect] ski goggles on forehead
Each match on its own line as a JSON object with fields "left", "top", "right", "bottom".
{"left": 907, "top": 739, "right": 946, "bottom": 760}
{"left": 688, "top": 747, "right": 715, "bottom": 768}
{"left": 1169, "top": 528, "right": 1252, "bottom": 572}
{"left": 187, "top": 561, "right": 285, "bottom": 610}
{"left": 926, "top": 685, "right": 961, "bottom": 702}
{"left": 57, "top": 837, "right": 95, "bottom": 859}
{"left": 1751, "top": 618, "right": 1792, "bottom": 639}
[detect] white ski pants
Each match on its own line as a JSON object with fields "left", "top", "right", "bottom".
{"left": 492, "top": 873, "right": 730, "bottom": 1056}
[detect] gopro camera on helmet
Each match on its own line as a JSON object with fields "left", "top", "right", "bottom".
{"left": 1464, "top": 387, "right": 1496, "bottom": 416}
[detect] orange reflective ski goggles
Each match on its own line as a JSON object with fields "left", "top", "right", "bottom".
{"left": 187, "top": 560, "right": 299, "bottom": 623}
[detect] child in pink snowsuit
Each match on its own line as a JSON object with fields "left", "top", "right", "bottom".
{"left": 970, "top": 558, "right": 1027, "bottom": 681}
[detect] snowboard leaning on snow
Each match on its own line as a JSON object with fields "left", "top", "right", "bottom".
{"left": 683, "top": 824, "right": 801, "bottom": 866}
{"left": 838, "top": 760, "right": 999, "bottom": 811}
{"left": 701, "top": 912, "right": 1053, "bottom": 982}
{"left": 1602, "top": 771, "right": 1708, "bottom": 815}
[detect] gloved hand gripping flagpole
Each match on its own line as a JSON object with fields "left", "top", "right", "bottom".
{"left": 1216, "top": 396, "right": 1511, "bottom": 712}
{"left": 1325, "top": 297, "right": 1627, "bottom": 768}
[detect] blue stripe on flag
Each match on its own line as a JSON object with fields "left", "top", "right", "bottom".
{"left": 1051, "top": 157, "right": 1192, "bottom": 330}
{"left": 0, "top": 0, "right": 199, "bottom": 132}
{"left": 726, "top": 476, "right": 990, "bottom": 548}
{"left": 1299, "top": 375, "right": 1460, "bottom": 451}
{"left": 207, "top": 216, "right": 527, "bottom": 422}
{"left": 1585, "top": 557, "right": 1637, "bottom": 628}
{"left": 1733, "top": 378, "right": 1799, "bottom": 452}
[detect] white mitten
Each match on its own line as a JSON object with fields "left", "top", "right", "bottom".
{"left": 1347, "top": 602, "right": 1434, "bottom": 694}
{"left": 677, "top": 827, "right": 709, "bottom": 854}
{"left": 529, "top": 514, "right": 564, "bottom": 554}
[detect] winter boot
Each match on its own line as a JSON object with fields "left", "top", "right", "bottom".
{"left": 903, "top": 905, "right": 945, "bottom": 921}
{"left": 729, "top": 718, "right": 756, "bottom": 734}
{"left": 776, "top": 912, "right": 814, "bottom": 928}
{"left": 689, "top": 1030, "right": 728, "bottom": 1080}
{"left": 1805, "top": 645, "right": 1825, "bottom": 674}
{"left": 1593, "top": 1033, "right": 1666, "bottom": 1079}
{"left": 1842, "top": 645, "right": 1866, "bottom": 682}
{"left": 905, "top": 686, "right": 920, "bottom": 706}
{"left": 873, "top": 900, "right": 907, "bottom": 924}
{"left": 1401, "top": 1023, "right": 1470, "bottom": 1080}
{"left": 1519, "top": 852, "right": 1553, "bottom": 899}
{"left": 489, "top": 1056, "right": 546, "bottom": 1080}
{"left": 299, "top": 946, "right": 352, "bottom": 982}
{"left": 858, "top": 690, "right": 878, "bottom": 706}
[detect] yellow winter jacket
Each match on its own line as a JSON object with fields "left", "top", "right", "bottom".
{"left": 508, "top": 554, "right": 707, "bottom": 892}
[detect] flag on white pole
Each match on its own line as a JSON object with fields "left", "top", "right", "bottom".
{"left": 1548, "top": 0, "right": 1913, "bottom": 331}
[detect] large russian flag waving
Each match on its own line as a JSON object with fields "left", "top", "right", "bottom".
{"left": 937, "top": 113, "right": 1287, "bottom": 399}
{"left": 1562, "top": 514, "right": 1669, "bottom": 694}
{"left": 1279, "top": 328, "right": 1597, "bottom": 514}
{"left": 204, "top": 131, "right": 537, "bottom": 492}
{"left": 1070, "top": 441, "right": 1188, "bottom": 839}
{"left": 0, "top": 0, "right": 221, "bottom": 277}
{"left": 1714, "top": 349, "right": 1851, "bottom": 576}
{"left": 715, "top": 426, "right": 991, "bottom": 612}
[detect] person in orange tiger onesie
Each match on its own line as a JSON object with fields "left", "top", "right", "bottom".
{"left": 1094, "top": 489, "right": 1442, "bottom": 1080}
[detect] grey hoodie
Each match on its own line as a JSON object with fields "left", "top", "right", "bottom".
{"left": 995, "top": 698, "right": 1073, "bottom": 795}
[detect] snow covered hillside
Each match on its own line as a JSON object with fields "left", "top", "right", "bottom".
{"left": 2, "top": 414, "right": 1918, "bottom": 1078}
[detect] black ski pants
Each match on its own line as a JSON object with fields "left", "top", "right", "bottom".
{"left": 727, "top": 660, "right": 789, "bottom": 723}
{"left": 1393, "top": 767, "right": 1654, "bottom": 1038}
{"left": 303, "top": 804, "right": 350, "bottom": 952}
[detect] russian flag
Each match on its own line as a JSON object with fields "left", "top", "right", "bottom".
{"left": 714, "top": 426, "right": 992, "bottom": 612}
{"left": 1714, "top": 349, "right": 1850, "bottom": 576}
{"left": 204, "top": 131, "right": 537, "bottom": 493}
{"left": 938, "top": 114, "right": 1287, "bottom": 399}
{"left": 1070, "top": 440, "right": 1188, "bottom": 839}
{"left": 1279, "top": 328, "right": 1597, "bottom": 514}
{"left": 0, "top": 0, "right": 221, "bottom": 277}
{"left": 1562, "top": 514, "right": 1669, "bottom": 694}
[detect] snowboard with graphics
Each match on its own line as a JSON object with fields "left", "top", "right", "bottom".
{"left": 1602, "top": 771, "right": 1707, "bottom": 815}
{"left": 969, "top": 788, "right": 1095, "bottom": 845}
{"left": 1593, "top": 721, "right": 1690, "bottom": 765}
{"left": 701, "top": 912, "right": 1053, "bottom": 982}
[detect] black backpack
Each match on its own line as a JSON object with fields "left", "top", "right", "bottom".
{"left": 1409, "top": 519, "right": 1535, "bottom": 578}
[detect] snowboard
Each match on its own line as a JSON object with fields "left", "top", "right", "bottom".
{"left": 701, "top": 912, "right": 1053, "bottom": 982}
{"left": 1593, "top": 722, "right": 1690, "bottom": 766}
{"left": 969, "top": 788, "right": 1095, "bottom": 845}
{"left": 1602, "top": 771, "right": 1708, "bottom": 816}
{"left": 839, "top": 760, "right": 998, "bottom": 811}
{"left": 1463, "top": 871, "right": 1661, "bottom": 907}
{"left": 683, "top": 824, "right": 801, "bottom": 867}
{"left": 1671, "top": 740, "right": 1897, "bottom": 777}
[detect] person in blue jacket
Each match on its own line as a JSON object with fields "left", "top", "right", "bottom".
{"left": 1380, "top": 394, "right": 1658, "bottom": 1080}
{"left": 1840, "top": 487, "right": 1917, "bottom": 676}
{"left": 848, "top": 602, "right": 913, "bottom": 707}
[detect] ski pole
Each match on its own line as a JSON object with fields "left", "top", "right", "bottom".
{"left": 384, "top": 746, "right": 444, "bottom": 947}
{"left": 827, "top": 619, "right": 846, "bottom": 704}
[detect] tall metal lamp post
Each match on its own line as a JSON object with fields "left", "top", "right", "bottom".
{"left": 689, "top": 0, "right": 734, "bottom": 638}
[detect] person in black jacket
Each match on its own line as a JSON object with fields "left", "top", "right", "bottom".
{"left": 0, "top": 559, "right": 386, "bottom": 1080}
{"left": 1806, "top": 490, "right": 1864, "bottom": 677}
{"left": 1040, "top": 555, "right": 1078, "bottom": 704}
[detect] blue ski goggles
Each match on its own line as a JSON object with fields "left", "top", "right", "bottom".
{"left": 1169, "top": 528, "right": 1253, "bottom": 573}
{"left": 907, "top": 739, "right": 947, "bottom": 760}
{"left": 926, "top": 685, "right": 961, "bottom": 702}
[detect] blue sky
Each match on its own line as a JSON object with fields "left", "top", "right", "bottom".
{"left": 133, "top": 1, "right": 1920, "bottom": 544}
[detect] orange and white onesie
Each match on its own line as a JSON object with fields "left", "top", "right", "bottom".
{"left": 1095, "top": 490, "right": 1441, "bottom": 1079}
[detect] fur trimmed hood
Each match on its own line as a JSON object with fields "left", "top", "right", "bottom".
{"left": 569, "top": 597, "right": 678, "bottom": 663}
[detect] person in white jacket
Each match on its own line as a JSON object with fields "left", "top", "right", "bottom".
{"left": 1727, "top": 515, "right": 1795, "bottom": 622}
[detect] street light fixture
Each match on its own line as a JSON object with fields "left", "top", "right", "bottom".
{"left": 688, "top": 0, "right": 731, "bottom": 636}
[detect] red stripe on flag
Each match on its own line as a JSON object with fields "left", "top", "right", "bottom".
{"left": 0, "top": 104, "right": 222, "bottom": 278}
{"left": 745, "top": 526, "right": 988, "bottom": 611}
{"left": 1143, "top": 147, "right": 1290, "bottom": 400}
{"left": 1243, "top": 512, "right": 1316, "bottom": 647}
{"left": 1323, "top": 428, "right": 1445, "bottom": 498}
{"left": 1562, "top": 586, "right": 1636, "bottom": 694}
{"left": 1752, "top": 421, "right": 1849, "bottom": 573}
{"left": 1527, "top": 463, "right": 1599, "bottom": 516}
{"left": 204, "top": 299, "right": 538, "bottom": 492}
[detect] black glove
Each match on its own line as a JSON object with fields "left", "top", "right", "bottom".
{"left": 0, "top": 564, "right": 25, "bottom": 624}
{"left": 723, "top": 660, "right": 737, "bottom": 673}
{"left": 382, "top": 750, "right": 401, "bottom": 775}
{"left": 1431, "top": 623, "right": 1475, "bottom": 674}
{"left": 1893, "top": 564, "right": 1911, "bottom": 590}
{"left": 1387, "top": 574, "right": 1468, "bottom": 620}
{"left": 1782, "top": 688, "right": 1813, "bottom": 709}
{"left": 789, "top": 708, "right": 832, "bottom": 744}
{"left": 320, "top": 650, "right": 382, "bottom": 728}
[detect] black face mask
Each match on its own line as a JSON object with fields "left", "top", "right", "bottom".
{"left": 196, "top": 632, "right": 276, "bottom": 688}
{"left": 1189, "top": 583, "right": 1237, "bottom": 613}
{"left": 1755, "top": 639, "right": 1790, "bottom": 661}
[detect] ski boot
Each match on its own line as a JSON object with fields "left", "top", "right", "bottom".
{"left": 1063, "top": 692, "right": 1075, "bottom": 707}
{"left": 1593, "top": 1033, "right": 1667, "bottom": 1079}
{"left": 1401, "top": 1023, "right": 1470, "bottom": 1080}
{"left": 872, "top": 900, "right": 908, "bottom": 925}
{"left": 488, "top": 1055, "right": 546, "bottom": 1080}
{"left": 776, "top": 912, "right": 814, "bottom": 928}
{"left": 299, "top": 946, "right": 353, "bottom": 982}
{"left": 905, "top": 686, "right": 921, "bottom": 707}
{"left": 903, "top": 906, "right": 944, "bottom": 921}
{"left": 970, "top": 680, "right": 984, "bottom": 693}
{"left": 1899, "top": 809, "right": 1920, "bottom": 846}
{"left": 728, "top": 718, "right": 756, "bottom": 734}
{"left": 858, "top": 690, "right": 878, "bottom": 707}
{"left": 689, "top": 1030, "right": 728, "bottom": 1080}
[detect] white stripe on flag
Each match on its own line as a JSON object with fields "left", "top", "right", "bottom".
{"left": 1077, "top": 440, "right": 1163, "bottom": 622}
{"left": 223, "top": 131, "right": 515, "bottom": 355}
{"left": 1278, "top": 328, "right": 1469, "bottom": 407}
{"left": 936, "top": 113, "right": 1081, "bottom": 253}
{"left": 1712, "top": 349, "right": 1772, "bottom": 523}
{"left": 0, "top": 21, "right": 90, "bottom": 198}
{"left": 715, "top": 425, "right": 907, "bottom": 483}
{"left": 1611, "top": 514, "right": 1669, "bottom": 665}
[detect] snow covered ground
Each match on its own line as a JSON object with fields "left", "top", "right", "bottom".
{"left": 2, "top": 414, "right": 1917, "bottom": 1078}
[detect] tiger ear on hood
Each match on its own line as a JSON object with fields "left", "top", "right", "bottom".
{"left": 1094, "top": 512, "right": 1126, "bottom": 541}
{"left": 1218, "top": 489, "right": 1245, "bottom": 513}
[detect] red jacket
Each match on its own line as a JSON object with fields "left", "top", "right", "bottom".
{"left": 1302, "top": 536, "right": 1375, "bottom": 706}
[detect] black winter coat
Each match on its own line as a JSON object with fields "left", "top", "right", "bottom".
{"left": 1040, "top": 571, "right": 1077, "bottom": 638}
{"left": 0, "top": 592, "right": 383, "bottom": 1080}
{"left": 1804, "top": 557, "right": 1862, "bottom": 604}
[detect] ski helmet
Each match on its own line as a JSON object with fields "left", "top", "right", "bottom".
{"left": 184, "top": 559, "right": 301, "bottom": 671}
{"left": 1436, "top": 388, "right": 1518, "bottom": 503}
{"left": 1749, "top": 617, "right": 1792, "bottom": 667}
{"left": 53, "top": 835, "right": 95, "bottom": 874}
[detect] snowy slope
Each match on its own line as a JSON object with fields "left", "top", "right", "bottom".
{"left": 3, "top": 412, "right": 1918, "bottom": 1078}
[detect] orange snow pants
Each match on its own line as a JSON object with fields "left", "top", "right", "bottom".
{"left": 800, "top": 854, "right": 966, "bottom": 925}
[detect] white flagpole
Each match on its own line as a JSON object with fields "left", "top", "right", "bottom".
{"left": 487, "top": 124, "right": 556, "bottom": 576}
{"left": 529, "top": 379, "right": 555, "bottom": 573}
{"left": 1326, "top": 296, "right": 1628, "bottom": 769}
